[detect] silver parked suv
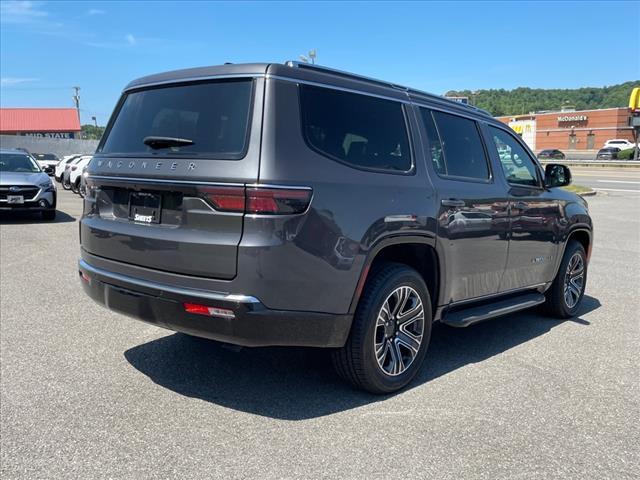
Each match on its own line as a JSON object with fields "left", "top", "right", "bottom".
{"left": 0, "top": 149, "right": 57, "bottom": 220}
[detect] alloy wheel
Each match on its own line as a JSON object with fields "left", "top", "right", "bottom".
{"left": 563, "top": 252, "right": 585, "bottom": 309}
{"left": 374, "top": 286, "right": 425, "bottom": 376}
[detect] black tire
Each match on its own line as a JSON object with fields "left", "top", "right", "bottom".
{"left": 71, "top": 179, "right": 80, "bottom": 194}
{"left": 542, "top": 240, "right": 587, "bottom": 318}
{"left": 332, "top": 263, "right": 432, "bottom": 394}
{"left": 42, "top": 209, "right": 56, "bottom": 221}
{"left": 62, "top": 179, "right": 71, "bottom": 190}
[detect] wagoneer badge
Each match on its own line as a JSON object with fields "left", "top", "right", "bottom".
{"left": 96, "top": 159, "right": 197, "bottom": 172}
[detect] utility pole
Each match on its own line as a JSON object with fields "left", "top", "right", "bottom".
{"left": 72, "top": 86, "right": 81, "bottom": 124}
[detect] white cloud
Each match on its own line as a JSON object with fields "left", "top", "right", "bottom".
{"left": 86, "top": 34, "right": 139, "bottom": 49}
{"left": 86, "top": 8, "right": 105, "bottom": 15}
{"left": 0, "top": 77, "right": 39, "bottom": 86}
{"left": 0, "top": 1, "right": 48, "bottom": 24}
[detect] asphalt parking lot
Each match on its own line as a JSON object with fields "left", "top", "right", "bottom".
{"left": 1, "top": 182, "right": 638, "bottom": 479}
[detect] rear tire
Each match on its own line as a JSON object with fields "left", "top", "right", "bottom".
{"left": 42, "top": 209, "right": 56, "bottom": 221}
{"left": 62, "top": 179, "right": 71, "bottom": 190}
{"left": 71, "top": 179, "right": 80, "bottom": 194}
{"left": 542, "top": 240, "right": 587, "bottom": 318}
{"left": 332, "top": 263, "right": 432, "bottom": 394}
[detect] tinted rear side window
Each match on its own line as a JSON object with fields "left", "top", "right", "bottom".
{"left": 99, "top": 79, "right": 253, "bottom": 159}
{"left": 419, "top": 108, "right": 446, "bottom": 175}
{"left": 300, "top": 85, "right": 411, "bottom": 172}
{"left": 432, "top": 111, "right": 490, "bottom": 180}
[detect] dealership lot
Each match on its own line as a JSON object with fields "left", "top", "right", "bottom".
{"left": 1, "top": 185, "right": 638, "bottom": 479}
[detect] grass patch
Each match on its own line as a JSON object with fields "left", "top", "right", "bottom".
{"left": 562, "top": 184, "right": 594, "bottom": 195}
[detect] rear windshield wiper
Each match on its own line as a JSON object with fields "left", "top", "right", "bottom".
{"left": 143, "top": 136, "right": 194, "bottom": 149}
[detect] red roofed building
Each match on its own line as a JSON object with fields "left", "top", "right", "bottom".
{"left": 0, "top": 108, "right": 81, "bottom": 139}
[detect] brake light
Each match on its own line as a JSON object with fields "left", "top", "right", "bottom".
{"left": 197, "top": 186, "right": 312, "bottom": 215}
{"left": 71, "top": 166, "right": 78, "bottom": 171}
{"left": 246, "top": 187, "right": 312, "bottom": 215}
{"left": 184, "top": 303, "right": 235, "bottom": 319}
{"left": 198, "top": 186, "right": 245, "bottom": 212}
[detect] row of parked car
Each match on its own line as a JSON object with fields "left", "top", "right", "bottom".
{"left": 537, "top": 139, "right": 638, "bottom": 161}
{"left": 53, "top": 154, "right": 93, "bottom": 195}
{"left": 11, "top": 150, "right": 93, "bottom": 194}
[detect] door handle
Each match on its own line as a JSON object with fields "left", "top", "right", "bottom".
{"left": 441, "top": 199, "right": 466, "bottom": 207}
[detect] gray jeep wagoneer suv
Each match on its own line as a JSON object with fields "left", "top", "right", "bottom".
{"left": 79, "top": 62, "right": 592, "bottom": 393}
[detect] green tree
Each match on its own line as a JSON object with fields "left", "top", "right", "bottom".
{"left": 81, "top": 124, "right": 106, "bottom": 140}
{"left": 445, "top": 81, "right": 639, "bottom": 116}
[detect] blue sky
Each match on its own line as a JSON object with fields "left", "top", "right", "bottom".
{"left": 1, "top": 0, "right": 638, "bottom": 125}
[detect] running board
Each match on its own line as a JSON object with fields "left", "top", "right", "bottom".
{"left": 441, "top": 292, "right": 545, "bottom": 328}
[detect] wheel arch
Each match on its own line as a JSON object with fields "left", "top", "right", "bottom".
{"left": 551, "top": 227, "right": 593, "bottom": 281}
{"left": 349, "top": 236, "right": 440, "bottom": 316}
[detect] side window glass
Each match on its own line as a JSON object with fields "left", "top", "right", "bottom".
{"left": 489, "top": 127, "right": 539, "bottom": 186}
{"left": 432, "top": 111, "right": 490, "bottom": 180}
{"left": 299, "top": 85, "right": 411, "bottom": 172}
{"left": 419, "top": 108, "right": 446, "bottom": 175}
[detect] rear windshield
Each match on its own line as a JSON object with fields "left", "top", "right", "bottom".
{"left": 34, "top": 153, "right": 58, "bottom": 160}
{"left": 99, "top": 79, "right": 253, "bottom": 159}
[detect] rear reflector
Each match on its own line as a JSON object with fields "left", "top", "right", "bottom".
{"left": 183, "top": 303, "right": 235, "bottom": 319}
{"left": 198, "top": 185, "right": 312, "bottom": 215}
{"left": 79, "top": 271, "right": 91, "bottom": 284}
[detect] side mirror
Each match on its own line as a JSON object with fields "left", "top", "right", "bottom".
{"left": 544, "top": 163, "right": 572, "bottom": 188}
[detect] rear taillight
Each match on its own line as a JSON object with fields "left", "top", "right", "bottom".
{"left": 71, "top": 166, "right": 78, "bottom": 171}
{"left": 246, "top": 187, "right": 312, "bottom": 215}
{"left": 197, "top": 186, "right": 312, "bottom": 215}
{"left": 198, "top": 186, "right": 246, "bottom": 212}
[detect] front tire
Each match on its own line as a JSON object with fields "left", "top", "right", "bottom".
{"left": 543, "top": 241, "right": 587, "bottom": 318}
{"left": 332, "top": 263, "right": 432, "bottom": 394}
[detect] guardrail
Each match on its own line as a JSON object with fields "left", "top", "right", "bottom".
{"left": 539, "top": 160, "right": 640, "bottom": 168}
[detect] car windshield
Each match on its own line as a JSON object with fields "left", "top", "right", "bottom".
{"left": 0, "top": 153, "right": 41, "bottom": 173}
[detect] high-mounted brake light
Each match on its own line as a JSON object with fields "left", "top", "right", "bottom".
{"left": 198, "top": 186, "right": 312, "bottom": 215}
{"left": 183, "top": 303, "right": 235, "bottom": 319}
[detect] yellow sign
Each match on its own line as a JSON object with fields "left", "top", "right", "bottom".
{"left": 630, "top": 87, "right": 640, "bottom": 111}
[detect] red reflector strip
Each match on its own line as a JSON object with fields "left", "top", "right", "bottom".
{"left": 79, "top": 271, "right": 91, "bottom": 284}
{"left": 183, "top": 303, "right": 235, "bottom": 319}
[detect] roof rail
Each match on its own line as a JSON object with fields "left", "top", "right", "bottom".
{"left": 284, "top": 60, "right": 492, "bottom": 117}
{"left": 285, "top": 61, "right": 409, "bottom": 92}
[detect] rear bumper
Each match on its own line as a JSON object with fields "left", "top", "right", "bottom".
{"left": 78, "top": 259, "right": 352, "bottom": 348}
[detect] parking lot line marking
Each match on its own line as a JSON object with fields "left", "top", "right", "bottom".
{"left": 596, "top": 180, "right": 640, "bottom": 184}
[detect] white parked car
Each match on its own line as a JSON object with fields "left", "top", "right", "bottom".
{"left": 69, "top": 156, "right": 92, "bottom": 194}
{"left": 32, "top": 153, "right": 60, "bottom": 175}
{"left": 603, "top": 139, "right": 635, "bottom": 150}
{"left": 55, "top": 155, "right": 82, "bottom": 182}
